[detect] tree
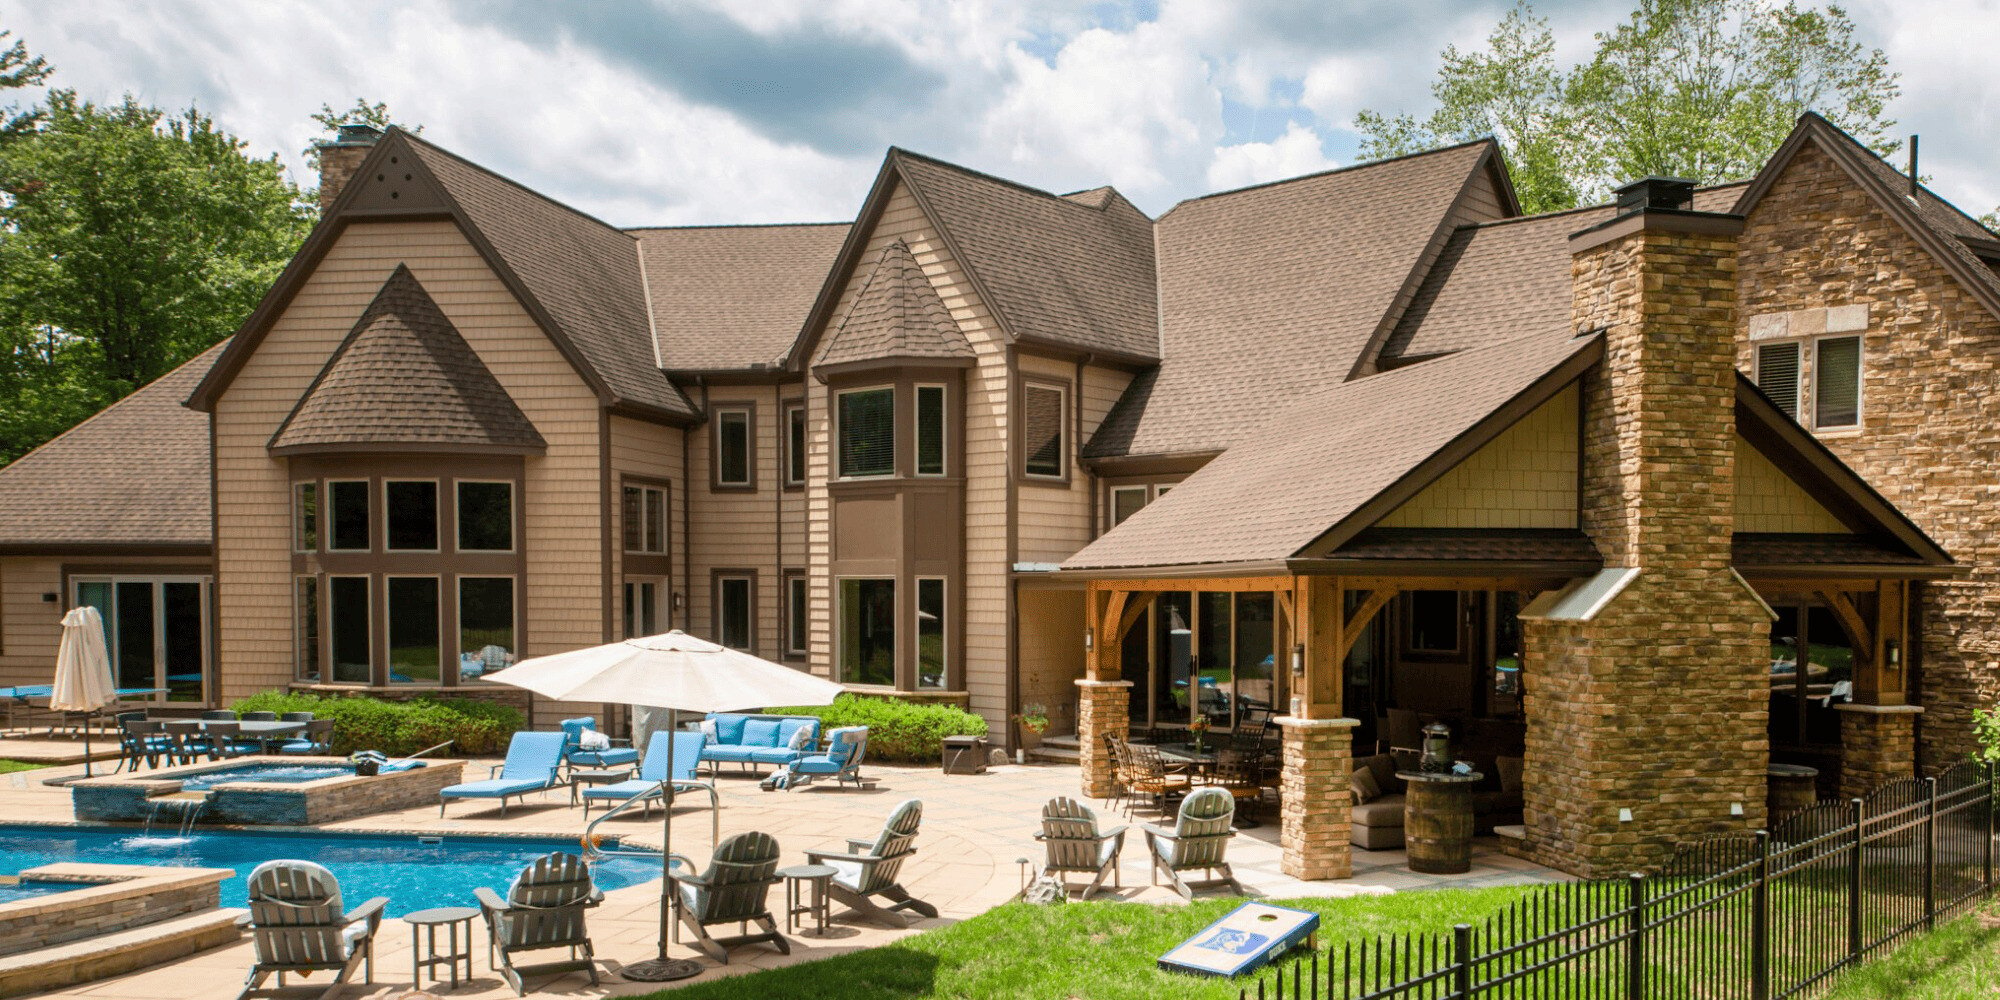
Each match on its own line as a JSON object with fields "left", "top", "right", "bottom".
{"left": 1358, "top": 0, "right": 1900, "bottom": 213}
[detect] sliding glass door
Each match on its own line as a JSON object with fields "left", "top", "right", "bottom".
{"left": 71, "top": 576, "right": 211, "bottom": 702}
{"left": 1126, "top": 590, "right": 1279, "bottom": 731}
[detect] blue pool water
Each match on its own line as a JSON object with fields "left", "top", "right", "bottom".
{"left": 0, "top": 825, "right": 660, "bottom": 917}
{"left": 149, "top": 763, "right": 356, "bottom": 791}
{"left": 0, "top": 879, "right": 80, "bottom": 903}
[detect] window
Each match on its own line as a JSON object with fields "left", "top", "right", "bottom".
{"left": 294, "top": 483, "right": 318, "bottom": 552}
{"left": 839, "top": 578, "right": 896, "bottom": 686}
{"left": 1756, "top": 342, "right": 1801, "bottom": 418}
{"left": 1111, "top": 486, "right": 1148, "bottom": 527}
{"left": 837, "top": 388, "right": 894, "bottom": 477}
{"left": 328, "top": 576, "right": 371, "bottom": 683}
{"left": 622, "top": 484, "right": 667, "bottom": 554}
{"left": 460, "top": 577, "right": 516, "bottom": 679}
{"left": 1022, "top": 382, "right": 1067, "bottom": 479}
{"left": 295, "top": 577, "right": 319, "bottom": 682}
{"left": 917, "top": 578, "right": 945, "bottom": 689}
{"left": 1815, "top": 335, "right": 1862, "bottom": 429}
{"left": 715, "top": 407, "right": 753, "bottom": 487}
{"left": 1405, "top": 591, "right": 1461, "bottom": 655}
{"left": 74, "top": 576, "right": 211, "bottom": 703}
{"left": 784, "top": 572, "right": 808, "bottom": 657}
{"left": 784, "top": 403, "right": 807, "bottom": 486}
{"left": 385, "top": 481, "right": 438, "bottom": 551}
{"left": 623, "top": 580, "right": 660, "bottom": 640}
{"left": 456, "top": 481, "right": 514, "bottom": 551}
{"left": 1755, "top": 334, "right": 1862, "bottom": 431}
{"left": 386, "top": 577, "right": 440, "bottom": 684}
{"left": 916, "top": 385, "right": 946, "bottom": 476}
{"left": 716, "top": 574, "right": 754, "bottom": 651}
{"left": 328, "top": 480, "right": 371, "bottom": 551}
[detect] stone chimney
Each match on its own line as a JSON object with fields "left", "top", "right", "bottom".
{"left": 1518, "top": 178, "right": 1772, "bottom": 876}
{"left": 315, "top": 123, "right": 383, "bottom": 212}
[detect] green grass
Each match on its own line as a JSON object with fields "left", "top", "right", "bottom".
{"left": 0, "top": 759, "right": 44, "bottom": 774}
{"left": 641, "top": 887, "right": 1540, "bottom": 1000}
{"left": 1823, "top": 911, "right": 2000, "bottom": 999}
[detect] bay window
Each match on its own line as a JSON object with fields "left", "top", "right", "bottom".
{"left": 916, "top": 385, "right": 946, "bottom": 476}
{"left": 456, "top": 481, "right": 513, "bottom": 551}
{"left": 838, "top": 388, "right": 894, "bottom": 477}
{"left": 386, "top": 576, "right": 440, "bottom": 684}
{"left": 385, "top": 480, "right": 438, "bottom": 551}
{"left": 839, "top": 578, "right": 896, "bottom": 686}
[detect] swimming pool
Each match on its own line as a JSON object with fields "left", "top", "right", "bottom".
{"left": 144, "top": 763, "right": 355, "bottom": 792}
{"left": 0, "top": 825, "right": 660, "bottom": 917}
{"left": 0, "top": 879, "right": 80, "bottom": 904}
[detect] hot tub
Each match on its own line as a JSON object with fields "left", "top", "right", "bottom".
{"left": 71, "top": 757, "right": 466, "bottom": 827}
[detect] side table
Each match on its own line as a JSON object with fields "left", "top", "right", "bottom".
{"left": 1397, "top": 770, "right": 1484, "bottom": 874}
{"left": 572, "top": 767, "right": 635, "bottom": 810}
{"left": 405, "top": 905, "right": 479, "bottom": 989}
{"left": 777, "top": 863, "right": 836, "bottom": 936}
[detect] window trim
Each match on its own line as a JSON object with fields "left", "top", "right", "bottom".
{"left": 782, "top": 400, "right": 807, "bottom": 490}
{"left": 711, "top": 403, "right": 757, "bottom": 491}
{"left": 325, "top": 573, "right": 374, "bottom": 685}
{"left": 834, "top": 385, "right": 897, "bottom": 480}
{"left": 915, "top": 383, "right": 948, "bottom": 478}
{"left": 293, "top": 482, "right": 319, "bottom": 553}
{"left": 712, "top": 569, "right": 757, "bottom": 653}
{"left": 457, "top": 574, "right": 518, "bottom": 681}
{"left": 326, "top": 479, "right": 373, "bottom": 553}
{"left": 383, "top": 574, "right": 443, "bottom": 686}
{"left": 916, "top": 576, "right": 947, "bottom": 690}
{"left": 454, "top": 479, "right": 517, "bottom": 554}
{"left": 835, "top": 575, "right": 898, "bottom": 688}
{"left": 782, "top": 569, "right": 809, "bottom": 659}
{"left": 1754, "top": 332, "right": 1863, "bottom": 434}
{"left": 1019, "top": 378, "right": 1070, "bottom": 483}
{"left": 382, "top": 478, "right": 442, "bottom": 553}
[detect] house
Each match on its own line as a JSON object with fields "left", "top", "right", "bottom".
{"left": 0, "top": 113, "right": 1990, "bottom": 880}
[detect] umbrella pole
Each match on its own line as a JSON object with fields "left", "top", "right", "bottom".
{"left": 82, "top": 709, "right": 92, "bottom": 778}
{"left": 621, "top": 706, "right": 702, "bottom": 983}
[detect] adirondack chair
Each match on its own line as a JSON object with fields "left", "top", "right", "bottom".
{"left": 438, "top": 731, "right": 565, "bottom": 816}
{"left": 236, "top": 860, "right": 386, "bottom": 1000}
{"left": 475, "top": 851, "right": 602, "bottom": 996}
{"left": 1141, "top": 786, "right": 1240, "bottom": 900}
{"left": 1036, "top": 796, "right": 1126, "bottom": 900}
{"left": 665, "top": 831, "right": 788, "bottom": 964}
{"left": 804, "top": 799, "right": 938, "bottom": 927}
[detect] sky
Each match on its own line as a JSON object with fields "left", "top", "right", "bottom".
{"left": 1, "top": 0, "right": 1996, "bottom": 227}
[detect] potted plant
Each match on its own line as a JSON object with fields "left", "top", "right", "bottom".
{"left": 1015, "top": 704, "right": 1051, "bottom": 752}
{"left": 1187, "top": 715, "right": 1210, "bottom": 755}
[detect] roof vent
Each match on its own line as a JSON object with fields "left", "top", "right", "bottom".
{"left": 1613, "top": 176, "right": 1697, "bottom": 215}
{"left": 332, "top": 123, "right": 384, "bottom": 147}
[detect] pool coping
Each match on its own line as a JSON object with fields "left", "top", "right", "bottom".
{"left": 0, "top": 863, "right": 232, "bottom": 922}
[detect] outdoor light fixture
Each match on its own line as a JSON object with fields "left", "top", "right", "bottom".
{"left": 1290, "top": 643, "right": 1304, "bottom": 677}
{"left": 1084, "top": 628, "right": 1094, "bottom": 653}
{"left": 1886, "top": 639, "right": 1902, "bottom": 667}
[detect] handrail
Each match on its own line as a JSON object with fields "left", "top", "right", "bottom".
{"left": 581, "top": 778, "right": 720, "bottom": 861}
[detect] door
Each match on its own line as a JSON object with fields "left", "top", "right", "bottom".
{"left": 622, "top": 578, "right": 666, "bottom": 639}
{"left": 72, "top": 576, "right": 212, "bottom": 703}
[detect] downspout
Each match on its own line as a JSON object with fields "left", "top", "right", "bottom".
{"left": 683, "top": 378, "right": 706, "bottom": 633}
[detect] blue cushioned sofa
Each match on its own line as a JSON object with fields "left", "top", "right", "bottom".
{"left": 698, "top": 713, "right": 821, "bottom": 774}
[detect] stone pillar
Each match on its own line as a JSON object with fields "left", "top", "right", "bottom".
{"left": 1075, "top": 678, "right": 1132, "bottom": 800}
{"left": 1276, "top": 716, "right": 1358, "bottom": 880}
{"left": 1836, "top": 704, "right": 1923, "bottom": 798}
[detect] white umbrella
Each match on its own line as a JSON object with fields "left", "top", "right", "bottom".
{"left": 483, "top": 629, "right": 842, "bottom": 981}
{"left": 51, "top": 606, "right": 116, "bottom": 777}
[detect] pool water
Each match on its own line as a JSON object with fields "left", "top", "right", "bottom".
{"left": 150, "top": 764, "right": 356, "bottom": 791}
{"left": 0, "top": 879, "right": 80, "bottom": 904}
{"left": 0, "top": 825, "right": 659, "bottom": 917}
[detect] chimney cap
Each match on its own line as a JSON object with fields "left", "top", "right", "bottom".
{"left": 324, "top": 123, "right": 385, "bottom": 149}
{"left": 1613, "top": 176, "right": 1698, "bottom": 214}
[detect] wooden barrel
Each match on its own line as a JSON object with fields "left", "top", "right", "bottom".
{"left": 1400, "top": 771, "right": 1481, "bottom": 874}
{"left": 1767, "top": 764, "right": 1819, "bottom": 821}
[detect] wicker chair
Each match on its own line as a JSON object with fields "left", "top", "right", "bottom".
{"left": 1123, "top": 742, "right": 1192, "bottom": 813}
{"left": 1141, "top": 786, "right": 1240, "bottom": 900}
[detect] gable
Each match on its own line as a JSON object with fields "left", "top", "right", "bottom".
{"left": 1377, "top": 383, "right": 1578, "bottom": 530}
{"left": 1735, "top": 436, "right": 1844, "bottom": 533}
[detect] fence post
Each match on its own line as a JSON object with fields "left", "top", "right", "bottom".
{"left": 1751, "top": 830, "right": 1770, "bottom": 1000}
{"left": 1985, "top": 767, "right": 1995, "bottom": 895}
{"left": 1848, "top": 798, "right": 1864, "bottom": 963}
{"left": 1452, "top": 923, "right": 1472, "bottom": 999}
{"left": 1925, "top": 776, "right": 1939, "bottom": 930}
{"left": 1625, "top": 872, "right": 1646, "bottom": 1000}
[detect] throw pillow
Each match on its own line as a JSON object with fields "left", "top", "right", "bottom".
{"left": 1350, "top": 766, "right": 1381, "bottom": 804}
{"left": 699, "top": 719, "right": 718, "bottom": 744}
{"left": 1496, "top": 755, "right": 1524, "bottom": 794}
{"left": 788, "top": 726, "right": 816, "bottom": 751}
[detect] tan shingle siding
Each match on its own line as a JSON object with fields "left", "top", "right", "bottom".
{"left": 1734, "top": 437, "right": 1846, "bottom": 533}
{"left": 1379, "top": 384, "right": 1579, "bottom": 529}
{"left": 688, "top": 385, "right": 785, "bottom": 657}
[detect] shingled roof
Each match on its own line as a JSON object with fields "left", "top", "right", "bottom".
{"left": 270, "top": 266, "right": 545, "bottom": 454}
{"left": 0, "top": 343, "right": 221, "bottom": 550}
{"left": 814, "top": 240, "right": 975, "bottom": 370}
{"left": 633, "top": 222, "right": 850, "bottom": 372}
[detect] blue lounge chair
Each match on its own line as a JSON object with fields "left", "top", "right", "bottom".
{"left": 439, "top": 731, "right": 565, "bottom": 817}
{"left": 580, "top": 731, "right": 713, "bottom": 816}
{"left": 771, "top": 726, "right": 869, "bottom": 791}
{"left": 559, "top": 716, "right": 639, "bottom": 772}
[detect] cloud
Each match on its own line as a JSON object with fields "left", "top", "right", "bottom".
{"left": 1207, "top": 121, "right": 1339, "bottom": 191}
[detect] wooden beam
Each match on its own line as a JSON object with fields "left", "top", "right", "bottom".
{"left": 1087, "top": 576, "right": 1294, "bottom": 594}
{"left": 1814, "top": 589, "right": 1873, "bottom": 663}
{"left": 1115, "top": 591, "right": 1159, "bottom": 640}
{"left": 1339, "top": 588, "right": 1398, "bottom": 662}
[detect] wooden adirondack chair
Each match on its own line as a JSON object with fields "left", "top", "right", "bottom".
{"left": 1141, "top": 786, "right": 1240, "bottom": 900}
{"left": 1036, "top": 796, "right": 1126, "bottom": 900}
{"left": 805, "top": 798, "right": 938, "bottom": 927}
{"left": 666, "top": 831, "right": 788, "bottom": 964}
{"left": 237, "top": 860, "right": 386, "bottom": 1000}
{"left": 475, "top": 852, "right": 602, "bottom": 996}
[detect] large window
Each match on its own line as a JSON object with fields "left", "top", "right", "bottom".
{"left": 1756, "top": 333, "right": 1862, "bottom": 431}
{"left": 839, "top": 578, "right": 896, "bottom": 686}
{"left": 916, "top": 385, "right": 946, "bottom": 477}
{"left": 622, "top": 484, "right": 667, "bottom": 554}
{"left": 459, "top": 577, "right": 516, "bottom": 680}
{"left": 784, "top": 572, "right": 808, "bottom": 658}
{"left": 715, "top": 407, "right": 753, "bottom": 488}
{"left": 385, "top": 480, "right": 438, "bottom": 551}
{"left": 456, "top": 481, "right": 513, "bottom": 551}
{"left": 784, "top": 403, "right": 807, "bottom": 487}
{"left": 328, "top": 576, "right": 372, "bottom": 683}
{"left": 716, "top": 574, "right": 754, "bottom": 651}
{"left": 623, "top": 579, "right": 661, "bottom": 640}
{"left": 386, "top": 577, "right": 440, "bottom": 684}
{"left": 917, "top": 578, "right": 945, "bottom": 689}
{"left": 1405, "top": 590, "right": 1462, "bottom": 654}
{"left": 1022, "top": 382, "right": 1067, "bottom": 479}
{"left": 328, "top": 480, "right": 371, "bottom": 551}
{"left": 294, "top": 483, "right": 318, "bottom": 552}
{"left": 295, "top": 577, "right": 319, "bottom": 682}
{"left": 837, "top": 388, "right": 895, "bottom": 477}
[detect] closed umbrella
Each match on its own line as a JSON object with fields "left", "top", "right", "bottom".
{"left": 483, "top": 629, "right": 842, "bottom": 981}
{"left": 51, "top": 606, "right": 116, "bottom": 777}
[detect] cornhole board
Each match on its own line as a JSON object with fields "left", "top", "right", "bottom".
{"left": 1158, "top": 901, "right": 1320, "bottom": 977}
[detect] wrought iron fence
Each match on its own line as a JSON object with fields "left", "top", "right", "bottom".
{"left": 1237, "top": 761, "right": 1996, "bottom": 1000}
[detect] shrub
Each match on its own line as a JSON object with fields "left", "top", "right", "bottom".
{"left": 229, "top": 691, "right": 523, "bottom": 757}
{"left": 765, "top": 694, "right": 988, "bottom": 763}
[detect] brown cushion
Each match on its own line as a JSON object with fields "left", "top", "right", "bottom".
{"left": 1496, "top": 755, "right": 1523, "bottom": 794}
{"left": 1360, "top": 753, "right": 1400, "bottom": 793}
{"left": 1350, "top": 766, "right": 1381, "bottom": 804}
{"left": 1350, "top": 796, "right": 1407, "bottom": 827}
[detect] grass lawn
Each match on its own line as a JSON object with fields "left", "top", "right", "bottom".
{"left": 644, "top": 886, "right": 1541, "bottom": 1000}
{"left": 0, "top": 759, "right": 43, "bottom": 774}
{"left": 1823, "top": 911, "right": 2000, "bottom": 999}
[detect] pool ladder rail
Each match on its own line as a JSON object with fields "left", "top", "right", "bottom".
{"left": 579, "top": 778, "right": 720, "bottom": 862}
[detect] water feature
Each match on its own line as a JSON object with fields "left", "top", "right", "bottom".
{"left": 142, "top": 794, "right": 209, "bottom": 837}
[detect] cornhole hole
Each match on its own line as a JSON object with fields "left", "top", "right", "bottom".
{"left": 1158, "top": 901, "right": 1320, "bottom": 977}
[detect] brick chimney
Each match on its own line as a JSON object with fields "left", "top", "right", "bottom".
{"left": 315, "top": 123, "right": 383, "bottom": 212}
{"left": 1518, "top": 178, "right": 1773, "bottom": 876}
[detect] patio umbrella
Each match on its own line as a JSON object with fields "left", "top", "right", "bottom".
{"left": 483, "top": 629, "right": 842, "bottom": 981}
{"left": 51, "top": 606, "right": 116, "bottom": 778}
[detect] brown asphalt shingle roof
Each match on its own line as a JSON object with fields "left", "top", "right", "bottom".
{"left": 815, "top": 241, "right": 975, "bottom": 369}
{"left": 270, "top": 266, "right": 545, "bottom": 454}
{"left": 1332, "top": 528, "right": 1600, "bottom": 565}
{"left": 1064, "top": 331, "right": 1599, "bottom": 570}
{"left": 632, "top": 222, "right": 850, "bottom": 371}
{"left": 0, "top": 342, "right": 221, "bottom": 548}
{"left": 1732, "top": 533, "right": 1923, "bottom": 567}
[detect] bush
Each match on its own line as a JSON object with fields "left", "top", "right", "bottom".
{"left": 765, "top": 695, "right": 988, "bottom": 763}
{"left": 229, "top": 691, "right": 524, "bottom": 757}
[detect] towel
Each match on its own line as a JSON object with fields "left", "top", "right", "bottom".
{"left": 578, "top": 728, "right": 612, "bottom": 751}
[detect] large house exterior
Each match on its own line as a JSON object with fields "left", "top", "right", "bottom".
{"left": 1, "top": 113, "right": 1994, "bottom": 880}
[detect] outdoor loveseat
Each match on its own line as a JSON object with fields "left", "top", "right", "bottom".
{"left": 697, "top": 713, "right": 821, "bottom": 774}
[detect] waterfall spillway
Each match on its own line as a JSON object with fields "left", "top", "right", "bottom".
{"left": 142, "top": 791, "right": 211, "bottom": 837}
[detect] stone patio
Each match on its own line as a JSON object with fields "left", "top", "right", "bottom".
{"left": 0, "top": 753, "right": 1561, "bottom": 998}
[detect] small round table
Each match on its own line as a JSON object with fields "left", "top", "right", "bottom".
{"left": 405, "top": 905, "right": 479, "bottom": 989}
{"left": 778, "top": 863, "right": 837, "bottom": 936}
{"left": 1398, "top": 770, "right": 1484, "bottom": 875}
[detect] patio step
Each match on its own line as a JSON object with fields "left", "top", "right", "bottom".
{"left": 1027, "top": 744, "right": 1081, "bottom": 764}
{"left": 0, "top": 907, "right": 244, "bottom": 997}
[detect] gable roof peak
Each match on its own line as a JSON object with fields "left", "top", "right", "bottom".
{"left": 813, "top": 239, "right": 974, "bottom": 372}
{"left": 1159, "top": 135, "right": 1500, "bottom": 219}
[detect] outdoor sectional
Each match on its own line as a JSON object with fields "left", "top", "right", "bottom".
{"left": 1349, "top": 752, "right": 1523, "bottom": 851}
{"left": 697, "top": 713, "right": 821, "bottom": 774}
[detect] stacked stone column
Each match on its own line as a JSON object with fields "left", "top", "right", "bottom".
{"left": 1277, "top": 716, "right": 1358, "bottom": 880}
{"left": 1835, "top": 705, "right": 1923, "bottom": 799}
{"left": 1075, "top": 678, "right": 1131, "bottom": 800}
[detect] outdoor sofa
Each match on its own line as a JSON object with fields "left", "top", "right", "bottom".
{"left": 696, "top": 713, "right": 821, "bottom": 774}
{"left": 1349, "top": 752, "right": 1524, "bottom": 850}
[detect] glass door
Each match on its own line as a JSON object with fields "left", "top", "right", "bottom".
{"left": 1131, "top": 591, "right": 1281, "bottom": 733}
{"left": 72, "top": 576, "right": 212, "bottom": 702}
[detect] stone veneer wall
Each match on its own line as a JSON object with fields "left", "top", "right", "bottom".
{"left": 1835, "top": 707, "right": 1922, "bottom": 799}
{"left": 1522, "top": 222, "right": 1772, "bottom": 877}
{"left": 1736, "top": 141, "right": 2000, "bottom": 771}
{"left": 0, "top": 867, "right": 225, "bottom": 957}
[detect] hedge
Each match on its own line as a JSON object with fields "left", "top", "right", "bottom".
{"left": 229, "top": 691, "right": 524, "bottom": 757}
{"left": 765, "top": 695, "right": 988, "bottom": 762}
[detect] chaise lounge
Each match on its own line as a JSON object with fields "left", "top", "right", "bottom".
{"left": 580, "top": 730, "right": 717, "bottom": 819}
{"left": 697, "top": 713, "right": 821, "bottom": 775}
{"left": 439, "top": 731, "right": 565, "bottom": 817}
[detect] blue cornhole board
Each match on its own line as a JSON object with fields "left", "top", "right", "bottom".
{"left": 1158, "top": 902, "right": 1320, "bottom": 977}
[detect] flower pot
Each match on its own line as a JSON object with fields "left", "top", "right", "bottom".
{"left": 1017, "top": 727, "right": 1045, "bottom": 752}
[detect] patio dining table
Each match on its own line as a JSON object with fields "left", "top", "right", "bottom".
{"left": 157, "top": 718, "right": 308, "bottom": 754}
{"left": 1155, "top": 742, "right": 1220, "bottom": 771}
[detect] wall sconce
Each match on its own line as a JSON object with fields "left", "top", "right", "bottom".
{"left": 671, "top": 592, "right": 684, "bottom": 613}
{"left": 1886, "top": 639, "right": 1901, "bottom": 668}
{"left": 1083, "top": 628, "right": 1094, "bottom": 653}
{"left": 1290, "top": 643, "right": 1305, "bottom": 678}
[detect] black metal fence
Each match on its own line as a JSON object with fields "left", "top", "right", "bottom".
{"left": 1238, "top": 761, "right": 1995, "bottom": 1000}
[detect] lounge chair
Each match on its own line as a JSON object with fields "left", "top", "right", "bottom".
{"left": 438, "top": 731, "right": 565, "bottom": 816}
{"left": 771, "top": 726, "right": 868, "bottom": 791}
{"left": 476, "top": 851, "right": 601, "bottom": 996}
{"left": 667, "top": 831, "right": 788, "bottom": 964}
{"left": 236, "top": 860, "right": 386, "bottom": 1000}
{"left": 559, "top": 716, "right": 640, "bottom": 772}
{"left": 579, "top": 730, "right": 712, "bottom": 816}
{"left": 1142, "top": 786, "right": 1240, "bottom": 900}
{"left": 1037, "top": 796, "right": 1126, "bottom": 900}
{"left": 804, "top": 799, "right": 938, "bottom": 927}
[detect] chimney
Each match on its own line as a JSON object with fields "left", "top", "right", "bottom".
{"left": 1612, "top": 176, "right": 1697, "bottom": 216}
{"left": 315, "top": 123, "right": 383, "bottom": 213}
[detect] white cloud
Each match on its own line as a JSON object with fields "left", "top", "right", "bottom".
{"left": 1207, "top": 121, "right": 1339, "bottom": 191}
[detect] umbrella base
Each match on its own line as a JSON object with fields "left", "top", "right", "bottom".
{"left": 621, "top": 958, "right": 705, "bottom": 982}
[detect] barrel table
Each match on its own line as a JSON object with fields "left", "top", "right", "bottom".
{"left": 1767, "top": 763, "right": 1820, "bottom": 821}
{"left": 1398, "top": 770, "right": 1483, "bottom": 874}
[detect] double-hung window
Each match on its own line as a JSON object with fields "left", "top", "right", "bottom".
{"left": 837, "top": 388, "right": 894, "bottom": 478}
{"left": 784, "top": 571, "right": 809, "bottom": 658}
{"left": 716, "top": 574, "right": 754, "bottom": 651}
{"left": 714, "top": 407, "right": 753, "bottom": 488}
{"left": 1022, "top": 381, "right": 1068, "bottom": 479}
{"left": 784, "top": 402, "right": 807, "bottom": 487}
{"left": 622, "top": 484, "right": 668, "bottom": 554}
{"left": 1754, "top": 331, "right": 1863, "bottom": 432}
